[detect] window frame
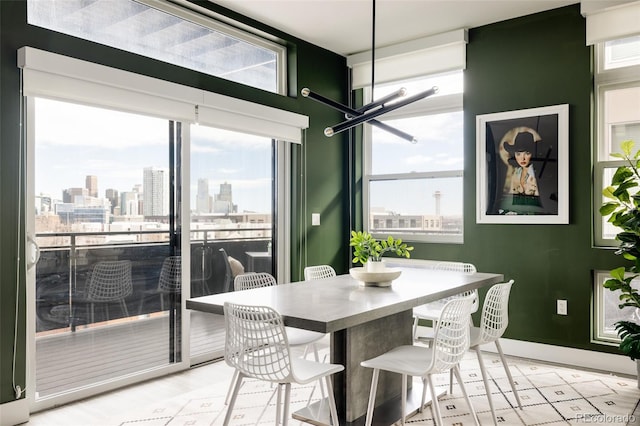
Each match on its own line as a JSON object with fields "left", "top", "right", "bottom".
{"left": 593, "top": 40, "right": 640, "bottom": 247}
{"left": 363, "top": 84, "right": 464, "bottom": 244}
{"left": 27, "top": 0, "right": 287, "bottom": 95}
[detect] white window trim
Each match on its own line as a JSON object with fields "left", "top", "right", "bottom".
{"left": 139, "top": 0, "right": 288, "bottom": 96}
{"left": 593, "top": 44, "right": 640, "bottom": 247}
{"left": 592, "top": 269, "right": 640, "bottom": 345}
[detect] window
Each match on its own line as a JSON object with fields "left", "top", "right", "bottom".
{"left": 594, "top": 36, "right": 640, "bottom": 246}
{"left": 593, "top": 35, "right": 640, "bottom": 346}
{"left": 593, "top": 270, "right": 640, "bottom": 345}
{"left": 364, "top": 71, "right": 464, "bottom": 243}
{"left": 27, "top": 0, "right": 285, "bottom": 93}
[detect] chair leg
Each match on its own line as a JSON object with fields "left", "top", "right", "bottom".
{"left": 311, "top": 344, "right": 326, "bottom": 400}
{"left": 225, "top": 370, "right": 240, "bottom": 405}
{"left": 223, "top": 372, "right": 244, "bottom": 425}
{"left": 420, "top": 377, "right": 427, "bottom": 412}
{"left": 453, "top": 365, "right": 480, "bottom": 426}
{"left": 426, "top": 374, "right": 443, "bottom": 426}
{"left": 276, "top": 384, "right": 283, "bottom": 425}
{"left": 325, "top": 375, "right": 340, "bottom": 426}
{"left": 282, "top": 383, "right": 291, "bottom": 426}
{"left": 401, "top": 374, "right": 407, "bottom": 425}
{"left": 412, "top": 316, "right": 419, "bottom": 340}
{"left": 474, "top": 346, "right": 498, "bottom": 426}
{"left": 364, "top": 369, "right": 380, "bottom": 426}
{"left": 495, "top": 339, "right": 523, "bottom": 409}
{"left": 449, "top": 369, "right": 454, "bottom": 394}
{"left": 120, "top": 299, "right": 129, "bottom": 318}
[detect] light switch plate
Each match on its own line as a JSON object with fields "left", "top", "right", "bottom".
{"left": 311, "top": 213, "right": 320, "bottom": 226}
{"left": 557, "top": 299, "right": 567, "bottom": 315}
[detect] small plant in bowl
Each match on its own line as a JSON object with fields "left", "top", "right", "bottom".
{"left": 349, "top": 230, "right": 413, "bottom": 271}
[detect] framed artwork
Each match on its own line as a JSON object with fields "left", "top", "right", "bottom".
{"left": 476, "top": 104, "right": 569, "bottom": 224}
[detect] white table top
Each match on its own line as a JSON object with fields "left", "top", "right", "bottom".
{"left": 186, "top": 266, "right": 504, "bottom": 333}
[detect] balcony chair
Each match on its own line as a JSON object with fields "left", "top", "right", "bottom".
{"left": 223, "top": 302, "right": 344, "bottom": 425}
{"left": 218, "top": 248, "right": 234, "bottom": 293}
{"left": 303, "top": 264, "right": 336, "bottom": 280}
{"left": 412, "top": 261, "right": 478, "bottom": 340}
{"left": 470, "top": 279, "right": 522, "bottom": 425}
{"left": 360, "top": 295, "right": 479, "bottom": 426}
{"left": 191, "top": 245, "right": 213, "bottom": 297}
{"left": 84, "top": 260, "right": 133, "bottom": 324}
{"left": 226, "top": 272, "right": 328, "bottom": 404}
{"left": 156, "top": 256, "right": 181, "bottom": 311}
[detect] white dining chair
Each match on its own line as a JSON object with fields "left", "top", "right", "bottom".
{"left": 412, "top": 261, "right": 478, "bottom": 340}
{"left": 303, "top": 264, "right": 336, "bottom": 280}
{"left": 223, "top": 302, "right": 344, "bottom": 426}
{"left": 226, "top": 272, "right": 328, "bottom": 404}
{"left": 470, "top": 279, "right": 522, "bottom": 424}
{"left": 360, "top": 295, "right": 479, "bottom": 426}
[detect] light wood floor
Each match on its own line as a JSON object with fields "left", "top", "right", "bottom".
{"left": 27, "top": 336, "right": 325, "bottom": 426}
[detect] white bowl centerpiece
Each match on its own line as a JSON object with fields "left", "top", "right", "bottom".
{"left": 349, "top": 231, "right": 413, "bottom": 286}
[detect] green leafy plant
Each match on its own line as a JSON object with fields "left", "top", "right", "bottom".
{"left": 600, "top": 139, "right": 640, "bottom": 360}
{"left": 349, "top": 230, "right": 413, "bottom": 265}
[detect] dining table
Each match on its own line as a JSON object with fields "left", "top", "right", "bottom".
{"left": 186, "top": 265, "right": 504, "bottom": 425}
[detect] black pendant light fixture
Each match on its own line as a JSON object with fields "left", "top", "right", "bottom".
{"left": 301, "top": 0, "right": 438, "bottom": 143}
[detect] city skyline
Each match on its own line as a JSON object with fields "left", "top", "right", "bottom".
{"left": 34, "top": 95, "right": 463, "bottom": 219}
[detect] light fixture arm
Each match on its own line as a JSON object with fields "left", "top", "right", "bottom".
{"left": 325, "top": 87, "right": 438, "bottom": 137}
{"left": 301, "top": 88, "right": 415, "bottom": 142}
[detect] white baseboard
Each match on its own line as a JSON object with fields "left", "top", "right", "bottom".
{"left": 415, "top": 325, "right": 637, "bottom": 377}
{"left": 484, "top": 337, "right": 637, "bottom": 377}
{"left": 0, "top": 398, "right": 29, "bottom": 426}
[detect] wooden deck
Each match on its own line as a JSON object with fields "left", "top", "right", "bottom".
{"left": 35, "top": 311, "right": 224, "bottom": 398}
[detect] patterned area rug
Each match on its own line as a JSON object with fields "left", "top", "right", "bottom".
{"left": 111, "top": 351, "right": 640, "bottom": 426}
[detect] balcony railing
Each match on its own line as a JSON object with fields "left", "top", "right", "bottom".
{"left": 35, "top": 228, "right": 272, "bottom": 333}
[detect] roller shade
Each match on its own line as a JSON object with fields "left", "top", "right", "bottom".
{"left": 18, "top": 47, "right": 308, "bottom": 143}
{"left": 347, "top": 29, "right": 468, "bottom": 89}
{"left": 583, "top": 1, "right": 640, "bottom": 45}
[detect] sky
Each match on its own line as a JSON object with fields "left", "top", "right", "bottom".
{"left": 35, "top": 98, "right": 272, "bottom": 214}
{"left": 34, "top": 78, "right": 464, "bottom": 218}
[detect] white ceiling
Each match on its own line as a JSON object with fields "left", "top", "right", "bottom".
{"left": 213, "top": 0, "right": 578, "bottom": 56}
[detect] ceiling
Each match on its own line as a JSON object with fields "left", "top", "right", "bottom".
{"left": 213, "top": 0, "right": 578, "bottom": 56}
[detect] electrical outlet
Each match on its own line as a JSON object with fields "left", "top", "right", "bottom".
{"left": 557, "top": 299, "right": 567, "bottom": 315}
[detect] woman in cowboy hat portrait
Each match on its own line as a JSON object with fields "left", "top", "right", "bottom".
{"left": 496, "top": 127, "right": 544, "bottom": 213}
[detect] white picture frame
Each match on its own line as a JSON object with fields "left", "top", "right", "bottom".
{"left": 476, "top": 104, "right": 569, "bottom": 224}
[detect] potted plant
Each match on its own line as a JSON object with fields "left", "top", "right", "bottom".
{"left": 599, "top": 139, "right": 640, "bottom": 379}
{"left": 349, "top": 230, "right": 413, "bottom": 272}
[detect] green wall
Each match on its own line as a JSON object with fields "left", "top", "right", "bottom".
{"left": 0, "top": 0, "right": 625, "bottom": 410}
{"left": 0, "top": 0, "right": 348, "bottom": 405}
{"left": 409, "top": 5, "right": 621, "bottom": 352}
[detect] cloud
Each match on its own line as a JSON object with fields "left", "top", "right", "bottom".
{"left": 36, "top": 98, "right": 167, "bottom": 148}
{"left": 405, "top": 155, "right": 433, "bottom": 165}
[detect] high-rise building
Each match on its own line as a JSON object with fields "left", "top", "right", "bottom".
{"left": 196, "top": 178, "right": 212, "bottom": 213}
{"left": 120, "top": 191, "right": 139, "bottom": 216}
{"left": 142, "top": 167, "right": 169, "bottom": 217}
{"left": 85, "top": 175, "right": 98, "bottom": 197}
{"left": 213, "top": 181, "right": 237, "bottom": 214}
{"left": 105, "top": 188, "right": 119, "bottom": 214}
{"left": 62, "top": 187, "right": 88, "bottom": 203}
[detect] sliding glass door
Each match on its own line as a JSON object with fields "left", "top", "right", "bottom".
{"left": 27, "top": 97, "right": 182, "bottom": 404}
{"left": 188, "top": 124, "right": 275, "bottom": 362}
